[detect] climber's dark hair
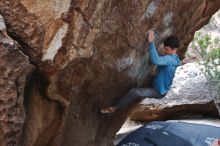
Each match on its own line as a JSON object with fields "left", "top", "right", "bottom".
{"left": 164, "top": 36, "right": 179, "bottom": 49}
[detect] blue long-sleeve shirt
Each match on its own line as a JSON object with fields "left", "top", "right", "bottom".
{"left": 149, "top": 42, "right": 181, "bottom": 94}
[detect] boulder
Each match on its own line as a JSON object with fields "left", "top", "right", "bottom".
{"left": 0, "top": 1, "right": 220, "bottom": 146}
{"left": 130, "top": 63, "right": 219, "bottom": 121}
{"left": 0, "top": 23, "right": 34, "bottom": 145}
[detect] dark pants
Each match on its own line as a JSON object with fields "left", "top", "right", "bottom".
{"left": 115, "top": 88, "right": 166, "bottom": 109}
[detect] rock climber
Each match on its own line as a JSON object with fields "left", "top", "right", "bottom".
{"left": 100, "top": 30, "right": 181, "bottom": 114}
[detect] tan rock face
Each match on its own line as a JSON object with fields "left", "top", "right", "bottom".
{"left": 0, "top": 33, "right": 34, "bottom": 145}
{"left": 0, "top": 0, "right": 220, "bottom": 146}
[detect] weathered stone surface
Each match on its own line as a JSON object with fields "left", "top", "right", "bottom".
{"left": 0, "top": 31, "right": 34, "bottom": 145}
{"left": 130, "top": 63, "right": 219, "bottom": 121}
{"left": 0, "top": 0, "right": 220, "bottom": 146}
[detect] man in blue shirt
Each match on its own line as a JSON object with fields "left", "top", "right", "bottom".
{"left": 100, "top": 31, "right": 181, "bottom": 114}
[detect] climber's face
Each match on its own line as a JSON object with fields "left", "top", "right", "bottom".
{"left": 163, "top": 46, "right": 172, "bottom": 55}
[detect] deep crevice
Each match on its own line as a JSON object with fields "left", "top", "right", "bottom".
{"left": 23, "top": 69, "right": 50, "bottom": 114}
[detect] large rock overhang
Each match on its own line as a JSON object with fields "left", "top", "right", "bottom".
{"left": 0, "top": 0, "right": 219, "bottom": 146}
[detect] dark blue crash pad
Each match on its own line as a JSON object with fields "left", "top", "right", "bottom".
{"left": 117, "top": 121, "right": 220, "bottom": 146}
